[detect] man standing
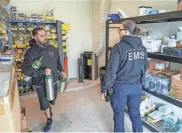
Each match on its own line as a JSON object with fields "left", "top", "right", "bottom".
{"left": 102, "top": 20, "right": 147, "bottom": 132}
{"left": 22, "top": 27, "right": 66, "bottom": 132}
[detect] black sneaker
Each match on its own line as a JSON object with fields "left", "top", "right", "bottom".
{"left": 50, "top": 107, "right": 53, "bottom": 118}
{"left": 43, "top": 118, "right": 53, "bottom": 132}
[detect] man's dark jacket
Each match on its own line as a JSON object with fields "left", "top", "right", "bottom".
{"left": 22, "top": 39, "right": 63, "bottom": 86}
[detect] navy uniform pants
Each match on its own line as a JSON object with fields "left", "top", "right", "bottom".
{"left": 110, "top": 81, "right": 143, "bottom": 132}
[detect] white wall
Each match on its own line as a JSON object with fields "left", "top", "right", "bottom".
{"left": 11, "top": 0, "right": 93, "bottom": 78}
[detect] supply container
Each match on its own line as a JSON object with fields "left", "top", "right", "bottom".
{"left": 147, "top": 6, "right": 152, "bottom": 14}
{"left": 107, "top": 14, "right": 120, "bottom": 20}
{"left": 149, "top": 10, "right": 159, "bottom": 15}
{"left": 168, "top": 39, "right": 177, "bottom": 47}
{"left": 142, "top": 40, "right": 162, "bottom": 52}
{"left": 139, "top": 6, "right": 148, "bottom": 16}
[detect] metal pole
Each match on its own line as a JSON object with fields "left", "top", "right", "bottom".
{"left": 56, "top": 20, "right": 64, "bottom": 70}
{"left": 7, "top": 20, "right": 14, "bottom": 55}
{"left": 105, "top": 20, "right": 109, "bottom": 66}
{"left": 78, "top": 54, "right": 84, "bottom": 82}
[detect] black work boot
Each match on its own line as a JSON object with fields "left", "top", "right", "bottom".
{"left": 43, "top": 118, "right": 53, "bottom": 132}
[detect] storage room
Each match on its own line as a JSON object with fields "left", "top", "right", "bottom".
{"left": 1, "top": 0, "right": 182, "bottom": 132}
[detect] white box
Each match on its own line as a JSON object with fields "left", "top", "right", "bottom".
{"left": 168, "top": 39, "right": 177, "bottom": 47}
{"left": 142, "top": 40, "right": 162, "bottom": 52}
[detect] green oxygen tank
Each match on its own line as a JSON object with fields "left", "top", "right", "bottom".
{"left": 59, "top": 77, "right": 67, "bottom": 94}
{"left": 32, "top": 57, "right": 43, "bottom": 69}
{"left": 45, "top": 73, "right": 55, "bottom": 101}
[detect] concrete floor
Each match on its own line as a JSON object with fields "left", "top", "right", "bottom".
{"left": 21, "top": 84, "right": 151, "bottom": 132}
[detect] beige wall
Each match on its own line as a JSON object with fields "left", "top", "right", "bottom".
{"left": 110, "top": 0, "right": 177, "bottom": 17}
{"left": 11, "top": 0, "right": 93, "bottom": 78}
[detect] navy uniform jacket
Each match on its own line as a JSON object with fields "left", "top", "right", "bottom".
{"left": 101, "top": 36, "right": 148, "bottom": 93}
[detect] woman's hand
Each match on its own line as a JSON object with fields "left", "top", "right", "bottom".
{"left": 101, "top": 93, "right": 107, "bottom": 101}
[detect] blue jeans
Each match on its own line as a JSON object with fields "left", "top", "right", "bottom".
{"left": 110, "top": 82, "right": 143, "bottom": 132}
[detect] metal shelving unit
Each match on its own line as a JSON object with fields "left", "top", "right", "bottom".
{"left": 106, "top": 10, "right": 182, "bottom": 65}
{"left": 0, "top": 5, "right": 13, "bottom": 55}
{"left": 9, "top": 20, "right": 63, "bottom": 61}
{"left": 10, "top": 20, "right": 57, "bottom": 24}
{"left": 143, "top": 88, "right": 182, "bottom": 108}
{"left": 106, "top": 10, "right": 182, "bottom": 132}
{"left": 148, "top": 52, "right": 182, "bottom": 64}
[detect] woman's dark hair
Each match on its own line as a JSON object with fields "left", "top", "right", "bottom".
{"left": 122, "top": 20, "right": 140, "bottom": 35}
{"left": 32, "top": 27, "right": 45, "bottom": 37}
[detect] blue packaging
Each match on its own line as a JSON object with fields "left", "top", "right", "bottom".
{"left": 107, "top": 14, "right": 120, "bottom": 21}
{"left": 149, "top": 10, "right": 159, "bottom": 15}
{"left": 175, "top": 120, "right": 182, "bottom": 131}
{"left": 143, "top": 72, "right": 152, "bottom": 89}
{"left": 163, "top": 114, "right": 178, "bottom": 129}
{"left": 156, "top": 76, "right": 170, "bottom": 95}
{"left": 148, "top": 75, "right": 157, "bottom": 92}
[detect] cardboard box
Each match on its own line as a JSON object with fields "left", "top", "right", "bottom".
{"left": 170, "top": 88, "right": 182, "bottom": 101}
{"left": 21, "top": 107, "right": 28, "bottom": 130}
{"left": 171, "top": 74, "right": 182, "bottom": 89}
{"left": 21, "top": 116, "right": 28, "bottom": 130}
{"left": 0, "top": 68, "right": 21, "bottom": 132}
{"left": 142, "top": 40, "right": 162, "bottom": 52}
{"left": 148, "top": 59, "right": 170, "bottom": 71}
{"left": 149, "top": 69, "right": 163, "bottom": 75}
{"left": 157, "top": 70, "right": 180, "bottom": 78}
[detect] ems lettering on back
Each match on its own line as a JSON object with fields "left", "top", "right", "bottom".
{"left": 128, "top": 50, "right": 144, "bottom": 61}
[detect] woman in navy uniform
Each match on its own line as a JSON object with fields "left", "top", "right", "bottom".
{"left": 101, "top": 20, "right": 148, "bottom": 132}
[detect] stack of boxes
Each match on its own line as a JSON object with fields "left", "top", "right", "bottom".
{"left": 170, "top": 66, "right": 182, "bottom": 100}
{"left": 147, "top": 59, "right": 182, "bottom": 101}
{"left": 146, "top": 59, "right": 181, "bottom": 96}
